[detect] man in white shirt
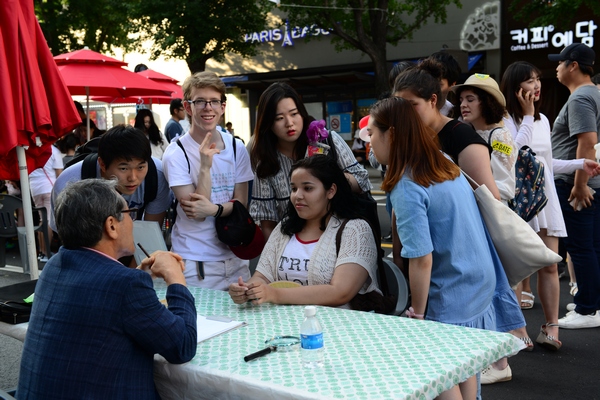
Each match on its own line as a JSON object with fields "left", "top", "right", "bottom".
{"left": 162, "top": 71, "right": 253, "bottom": 289}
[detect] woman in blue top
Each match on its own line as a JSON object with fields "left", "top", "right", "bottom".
{"left": 367, "top": 97, "right": 497, "bottom": 399}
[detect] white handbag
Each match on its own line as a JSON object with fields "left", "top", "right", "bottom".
{"left": 462, "top": 171, "right": 562, "bottom": 287}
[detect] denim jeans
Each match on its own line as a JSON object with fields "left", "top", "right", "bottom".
{"left": 555, "top": 179, "right": 600, "bottom": 314}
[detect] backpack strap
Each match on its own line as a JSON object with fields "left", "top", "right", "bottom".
{"left": 335, "top": 219, "right": 350, "bottom": 255}
{"left": 334, "top": 218, "right": 392, "bottom": 298}
{"left": 232, "top": 133, "right": 237, "bottom": 161}
{"left": 80, "top": 153, "right": 99, "bottom": 180}
{"left": 487, "top": 127, "right": 503, "bottom": 145}
{"left": 176, "top": 138, "right": 191, "bottom": 174}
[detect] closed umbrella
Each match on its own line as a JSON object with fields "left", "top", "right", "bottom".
{"left": 0, "top": 0, "right": 81, "bottom": 279}
{"left": 91, "top": 69, "right": 183, "bottom": 106}
{"left": 54, "top": 49, "right": 172, "bottom": 140}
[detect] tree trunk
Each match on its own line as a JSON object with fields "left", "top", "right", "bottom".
{"left": 372, "top": 50, "right": 389, "bottom": 96}
{"left": 186, "top": 57, "right": 207, "bottom": 74}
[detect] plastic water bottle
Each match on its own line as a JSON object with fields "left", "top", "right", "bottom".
{"left": 300, "top": 306, "right": 324, "bottom": 368}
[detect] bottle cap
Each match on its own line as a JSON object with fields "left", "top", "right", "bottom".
{"left": 304, "top": 306, "right": 316, "bottom": 317}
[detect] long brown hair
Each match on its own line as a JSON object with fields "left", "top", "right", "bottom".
{"left": 373, "top": 97, "right": 460, "bottom": 191}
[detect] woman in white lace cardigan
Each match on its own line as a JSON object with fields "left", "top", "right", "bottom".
{"left": 229, "top": 156, "right": 381, "bottom": 308}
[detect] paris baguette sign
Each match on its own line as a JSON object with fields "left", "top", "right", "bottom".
{"left": 244, "top": 20, "right": 330, "bottom": 47}
{"left": 509, "top": 20, "right": 597, "bottom": 52}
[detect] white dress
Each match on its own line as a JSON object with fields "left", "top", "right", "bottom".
{"left": 504, "top": 114, "right": 567, "bottom": 237}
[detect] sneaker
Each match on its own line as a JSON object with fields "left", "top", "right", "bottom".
{"left": 558, "top": 310, "right": 600, "bottom": 329}
{"left": 481, "top": 365, "right": 512, "bottom": 384}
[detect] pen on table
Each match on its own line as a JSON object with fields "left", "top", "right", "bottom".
{"left": 137, "top": 243, "right": 151, "bottom": 258}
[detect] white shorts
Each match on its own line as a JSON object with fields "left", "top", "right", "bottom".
{"left": 33, "top": 193, "right": 51, "bottom": 219}
{"left": 183, "top": 257, "right": 250, "bottom": 290}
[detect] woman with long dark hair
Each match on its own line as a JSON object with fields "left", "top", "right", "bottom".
{"left": 229, "top": 155, "right": 382, "bottom": 308}
{"left": 249, "top": 82, "right": 371, "bottom": 240}
{"left": 134, "top": 109, "right": 168, "bottom": 159}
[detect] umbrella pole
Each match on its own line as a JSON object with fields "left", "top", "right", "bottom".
{"left": 17, "top": 146, "right": 40, "bottom": 280}
{"left": 86, "top": 87, "right": 91, "bottom": 142}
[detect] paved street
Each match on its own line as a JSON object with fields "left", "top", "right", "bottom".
{"left": 2, "top": 166, "right": 599, "bottom": 397}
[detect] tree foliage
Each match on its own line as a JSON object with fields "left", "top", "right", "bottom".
{"left": 134, "top": 0, "right": 273, "bottom": 73}
{"left": 281, "top": 0, "right": 462, "bottom": 94}
{"left": 510, "top": 0, "right": 600, "bottom": 30}
{"left": 34, "top": 0, "right": 139, "bottom": 55}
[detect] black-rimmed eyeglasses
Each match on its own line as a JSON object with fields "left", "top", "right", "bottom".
{"left": 186, "top": 99, "right": 224, "bottom": 109}
{"left": 121, "top": 208, "right": 139, "bottom": 220}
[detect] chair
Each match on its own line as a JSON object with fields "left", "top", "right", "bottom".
{"left": 0, "top": 194, "right": 51, "bottom": 272}
{"left": 132, "top": 220, "right": 168, "bottom": 265}
{"left": 381, "top": 258, "right": 410, "bottom": 316}
{"left": 0, "top": 388, "right": 16, "bottom": 400}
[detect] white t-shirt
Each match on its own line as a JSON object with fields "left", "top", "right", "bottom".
{"left": 277, "top": 235, "right": 318, "bottom": 285}
{"left": 162, "top": 131, "right": 254, "bottom": 261}
{"left": 149, "top": 131, "right": 169, "bottom": 160}
{"left": 29, "top": 146, "right": 63, "bottom": 197}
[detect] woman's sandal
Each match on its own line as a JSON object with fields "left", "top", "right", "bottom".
{"left": 535, "top": 323, "right": 562, "bottom": 351}
{"left": 519, "top": 336, "right": 534, "bottom": 352}
{"left": 521, "top": 291, "right": 535, "bottom": 310}
{"left": 569, "top": 282, "right": 578, "bottom": 296}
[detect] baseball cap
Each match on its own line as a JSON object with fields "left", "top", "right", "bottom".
{"left": 215, "top": 200, "right": 265, "bottom": 260}
{"left": 228, "top": 224, "right": 265, "bottom": 260}
{"left": 548, "top": 43, "right": 596, "bottom": 66}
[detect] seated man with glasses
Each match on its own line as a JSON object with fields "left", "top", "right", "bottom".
{"left": 50, "top": 125, "right": 172, "bottom": 264}
{"left": 162, "top": 71, "right": 254, "bottom": 289}
{"left": 17, "top": 179, "right": 197, "bottom": 399}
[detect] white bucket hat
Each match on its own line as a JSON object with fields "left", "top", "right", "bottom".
{"left": 451, "top": 73, "right": 506, "bottom": 107}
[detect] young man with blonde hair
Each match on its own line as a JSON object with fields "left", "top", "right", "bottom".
{"left": 162, "top": 71, "right": 253, "bottom": 289}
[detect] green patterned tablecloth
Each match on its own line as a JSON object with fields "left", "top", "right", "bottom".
{"left": 153, "top": 281, "right": 523, "bottom": 400}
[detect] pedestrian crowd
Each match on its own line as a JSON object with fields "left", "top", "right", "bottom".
{"left": 5, "top": 43, "right": 600, "bottom": 399}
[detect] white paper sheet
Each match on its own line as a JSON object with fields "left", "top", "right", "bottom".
{"left": 197, "top": 314, "right": 246, "bottom": 343}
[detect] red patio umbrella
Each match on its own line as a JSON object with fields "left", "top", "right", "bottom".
{"left": 91, "top": 69, "right": 183, "bottom": 106}
{"left": 0, "top": 0, "right": 81, "bottom": 278}
{"left": 54, "top": 48, "right": 172, "bottom": 139}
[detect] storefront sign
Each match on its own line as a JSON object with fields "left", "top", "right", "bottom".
{"left": 509, "top": 20, "right": 597, "bottom": 52}
{"left": 244, "top": 21, "right": 330, "bottom": 47}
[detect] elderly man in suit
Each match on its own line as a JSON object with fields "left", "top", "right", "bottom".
{"left": 17, "top": 179, "right": 197, "bottom": 399}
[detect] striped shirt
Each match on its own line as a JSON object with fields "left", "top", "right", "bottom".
{"left": 250, "top": 131, "right": 372, "bottom": 223}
